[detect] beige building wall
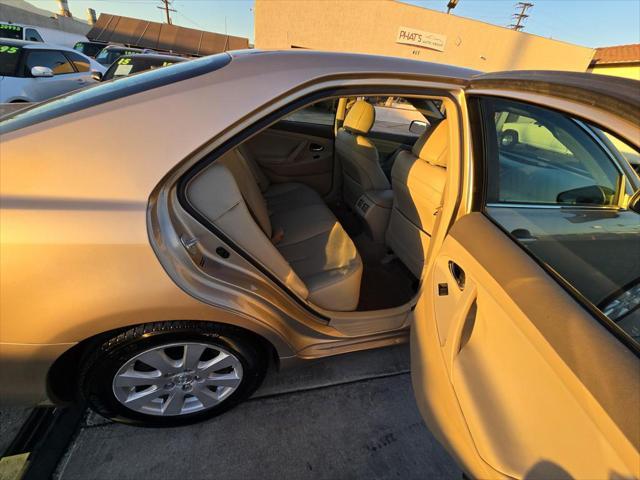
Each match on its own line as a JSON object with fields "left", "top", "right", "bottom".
{"left": 255, "top": 0, "right": 595, "bottom": 72}
{"left": 0, "top": 0, "right": 90, "bottom": 35}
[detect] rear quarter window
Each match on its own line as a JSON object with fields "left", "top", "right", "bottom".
{"left": 65, "top": 50, "right": 91, "bottom": 72}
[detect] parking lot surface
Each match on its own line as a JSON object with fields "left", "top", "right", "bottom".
{"left": 51, "top": 344, "right": 460, "bottom": 480}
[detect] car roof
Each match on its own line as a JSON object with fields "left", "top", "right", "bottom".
{"left": 229, "top": 49, "right": 480, "bottom": 83}
{"left": 471, "top": 70, "right": 640, "bottom": 127}
{"left": 103, "top": 45, "right": 144, "bottom": 51}
{"left": 229, "top": 51, "right": 639, "bottom": 124}
{"left": 118, "top": 53, "right": 187, "bottom": 62}
{"left": 0, "top": 21, "right": 37, "bottom": 28}
{"left": 77, "top": 40, "right": 108, "bottom": 46}
{"left": 0, "top": 38, "right": 79, "bottom": 52}
{"left": 0, "top": 38, "right": 35, "bottom": 47}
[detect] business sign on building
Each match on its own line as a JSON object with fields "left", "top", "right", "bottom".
{"left": 396, "top": 26, "right": 446, "bottom": 52}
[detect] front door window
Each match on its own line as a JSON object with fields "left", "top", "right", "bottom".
{"left": 479, "top": 96, "right": 639, "bottom": 344}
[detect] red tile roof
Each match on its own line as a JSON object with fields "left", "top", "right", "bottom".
{"left": 592, "top": 44, "right": 640, "bottom": 65}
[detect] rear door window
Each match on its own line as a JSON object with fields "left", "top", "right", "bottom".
{"left": 489, "top": 103, "right": 622, "bottom": 206}
{"left": 368, "top": 96, "right": 428, "bottom": 138}
{"left": 0, "top": 44, "right": 22, "bottom": 76}
{"left": 25, "top": 50, "right": 74, "bottom": 75}
{"left": 64, "top": 51, "right": 91, "bottom": 72}
{"left": 284, "top": 99, "right": 337, "bottom": 126}
{"left": 480, "top": 96, "right": 639, "bottom": 343}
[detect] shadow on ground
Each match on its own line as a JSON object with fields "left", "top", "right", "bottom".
{"left": 54, "top": 344, "right": 460, "bottom": 480}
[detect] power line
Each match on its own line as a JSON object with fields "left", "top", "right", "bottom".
{"left": 157, "top": 0, "right": 176, "bottom": 25}
{"left": 175, "top": 11, "right": 204, "bottom": 30}
{"left": 509, "top": 2, "right": 533, "bottom": 31}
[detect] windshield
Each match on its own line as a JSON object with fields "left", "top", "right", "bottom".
{"left": 96, "top": 48, "right": 139, "bottom": 66}
{"left": 0, "top": 24, "right": 22, "bottom": 40}
{"left": 0, "top": 44, "right": 22, "bottom": 76}
{"left": 74, "top": 42, "right": 105, "bottom": 58}
{"left": 103, "top": 56, "right": 183, "bottom": 80}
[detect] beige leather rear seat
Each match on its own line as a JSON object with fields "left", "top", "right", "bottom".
{"left": 188, "top": 148, "right": 362, "bottom": 311}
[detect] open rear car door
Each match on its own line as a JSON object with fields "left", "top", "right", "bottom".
{"left": 411, "top": 75, "right": 640, "bottom": 479}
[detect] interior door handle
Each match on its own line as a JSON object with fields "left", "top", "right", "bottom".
{"left": 309, "top": 143, "right": 324, "bottom": 152}
{"left": 449, "top": 261, "right": 466, "bottom": 290}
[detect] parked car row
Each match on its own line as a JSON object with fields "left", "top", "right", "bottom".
{"left": 0, "top": 39, "right": 104, "bottom": 103}
{"left": 0, "top": 35, "right": 192, "bottom": 103}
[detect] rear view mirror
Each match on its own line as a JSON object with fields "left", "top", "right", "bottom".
{"left": 409, "top": 120, "right": 427, "bottom": 135}
{"left": 556, "top": 185, "right": 614, "bottom": 205}
{"left": 499, "top": 129, "right": 519, "bottom": 148}
{"left": 91, "top": 71, "right": 103, "bottom": 82}
{"left": 31, "top": 66, "right": 53, "bottom": 78}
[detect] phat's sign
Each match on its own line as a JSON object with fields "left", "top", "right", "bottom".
{"left": 396, "top": 27, "right": 446, "bottom": 52}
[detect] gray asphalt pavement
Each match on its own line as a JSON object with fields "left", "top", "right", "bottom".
{"left": 51, "top": 344, "right": 460, "bottom": 480}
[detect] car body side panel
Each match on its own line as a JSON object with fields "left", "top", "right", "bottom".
{"left": 0, "top": 343, "right": 74, "bottom": 405}
{"left": 0, "top": 53, "right": 474, "bottom": 405}
{"left": 0, "top": 76, "right": 31, "bottom": 103}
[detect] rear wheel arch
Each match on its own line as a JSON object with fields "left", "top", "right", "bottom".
{"left": 46, "top": 319, "right": 277, "bottom": 404}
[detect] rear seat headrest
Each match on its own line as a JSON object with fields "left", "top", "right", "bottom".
{"left": 411, "top": 118, "right": 450, "bottom": 168}
{"left": 343, "top": 101, "right": 375, "bottom": 135}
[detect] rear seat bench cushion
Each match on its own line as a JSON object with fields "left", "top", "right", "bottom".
{"left": 264, "top": 183, "right": 324, "bottom": 215}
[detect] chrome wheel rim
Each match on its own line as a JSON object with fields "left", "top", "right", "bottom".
{"left": 112, "top": 342, "right": 243, "bottom": 416}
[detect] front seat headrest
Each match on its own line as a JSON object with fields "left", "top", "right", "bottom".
{"left": 343, "top": 101, "right": 375, "bottom": 135}
{"left": 412, "top": 118, "right": 450, "bottom": 168}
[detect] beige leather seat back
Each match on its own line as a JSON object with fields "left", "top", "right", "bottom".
{"left": 385, "top": 119, "right": 450, "bottom": 278}
{"left": 186, "top": 148, "right": 363, "bottom": 312}
{"left": 218, "top": 149, "right": 272, "bottom": 238}
{"left": 336, "top": 100, "right": 390, "bottom": 208}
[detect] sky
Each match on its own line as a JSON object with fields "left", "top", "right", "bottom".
{"left": 27, "top": 0, "right": 640, "bottom": 48}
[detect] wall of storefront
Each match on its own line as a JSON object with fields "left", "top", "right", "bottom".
{"left": 255, "top": 0, "right": 595, "bottom": 73}
{"left": 589, "top": 63, "right": 640, "bottom": 80}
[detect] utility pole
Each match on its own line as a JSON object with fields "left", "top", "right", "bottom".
{"left": 157, "top": 0, "right": 176, "bottom": 25}
{"left": 509, "top": 2, "right": 533, "bottom": 31}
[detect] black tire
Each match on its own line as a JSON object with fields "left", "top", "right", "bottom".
{"left": 78, "top": 321, "right": 268, "bottom": 427}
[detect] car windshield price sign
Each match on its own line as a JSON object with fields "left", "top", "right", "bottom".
{"left": 396, "top": 27, "right": 446, "bottom": 52}
{"left": 0, "top": 45, "right": 20, "bottom": 54}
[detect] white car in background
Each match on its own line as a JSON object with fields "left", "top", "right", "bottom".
{"left": 0, "top": 21, "right": 87, "bottom": 48}
{"left": 0, "top": 39, "right": 105, "bottom": 103}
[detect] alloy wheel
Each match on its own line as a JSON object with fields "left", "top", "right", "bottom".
{"left": 111, "top": 342, "right": 243, "bottom": 416}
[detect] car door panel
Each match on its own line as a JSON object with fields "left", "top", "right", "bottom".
{"left": 242, "top": 123, "right": 334, "bottom": 195}
{"left": 412, "top": 213, "right": 639, "bottom": 479}
{"left": 28, "top": 76, "right": 68, "bottom": 101}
